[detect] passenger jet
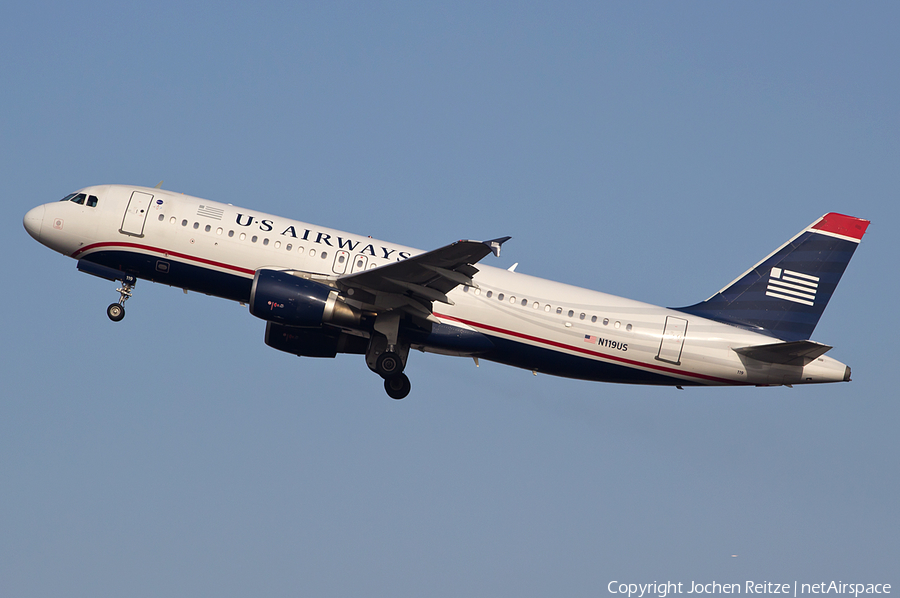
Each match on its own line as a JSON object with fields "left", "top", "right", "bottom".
{"left": 24, "top": 185, "right": 868, "bottom": 399}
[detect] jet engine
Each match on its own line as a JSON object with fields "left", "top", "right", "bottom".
{"left": 249, "top": 269, "right": 361, "bottom": 328}
{"left": 265, "top": 322, "right": 368, "bottom": 358}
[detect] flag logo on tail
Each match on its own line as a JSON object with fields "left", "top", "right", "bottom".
{"left": 766, "top": 267, "right": 818, "bottom": 306}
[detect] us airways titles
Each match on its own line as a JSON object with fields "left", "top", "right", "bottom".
{"left": 234, "top": 213, "right": 412, "bottom": 261}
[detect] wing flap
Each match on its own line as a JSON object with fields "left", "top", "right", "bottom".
{"left": 335, "top": 237, "right": 510, "bottom": 316}
{"left": 337, "top": 237, "right": 509, "bottom": 308}
{"left": 733, "top": 340, "right": 833, "bottom": 366}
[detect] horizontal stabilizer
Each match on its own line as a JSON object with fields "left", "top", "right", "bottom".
{"left": 733, "top": 340, "right": 832, "bottom": 366}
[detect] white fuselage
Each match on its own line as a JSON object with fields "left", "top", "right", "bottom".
{"left": 24, "top": 185, "right": 851, "bottom": 388}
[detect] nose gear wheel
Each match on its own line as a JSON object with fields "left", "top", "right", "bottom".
{"left": 106, "top": 276, "right": 136, "bottom": 322}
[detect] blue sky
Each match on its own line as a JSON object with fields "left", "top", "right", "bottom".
{"left": 2, "top": 2, "right": 898, "bottom": 596}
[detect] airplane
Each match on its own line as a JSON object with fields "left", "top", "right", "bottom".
{"left": 23, "top": 185, "right": 869, "bottom": 399}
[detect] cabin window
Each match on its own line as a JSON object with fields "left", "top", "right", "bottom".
{"left": 591, "top": 315, "right": 597, "bottom": 323}
{"left": 579, "top": 313, "right": 586, "bottom": 320}
{"left": 274, "top": 241, "right": 281, "bottom": 248}
{"left": 568, "top": 310, "right": 574, "bottom": 318}
{"left": 463, "top": 286, "right": 469, "bottom": 293}
{"left": 309, "top": 249, "right": 316, "bottom": 257}
{"left": 182, "top": 220, "right": 188, "bottom": 227}
{"left": 158, "top": 214, "right": 165, "bottom": 221}
{"left": 286, "top": 244, "right": 292, "bottom": 251}
{"left": 497, "top": 293, "right": 504, "bottom": 301}
{"left": 251, "top": 235, "right": 258, "bottom": 243}
{"left": 509, "top": 296, "right": 516, "bottom": 304}
{"left": 193, "top": 222, "right": 199, "bottom": 229}
{"left": 556, "top": 307, "right": 562, "bottom": 315}
{"left": 297, "top": 246, "right": 304, "bottom": 254}
{"left": 321, "top": 251, "right": 327, "bottom": 259}
{"left": 239, "top": 232, "right": 246, "bottom": 240}
{"left": 543, "top": 304, "right": 550, "bottom": 312}
{"left": 228, "top": 230, "right": 234, "bottom": 237}
{"left": 217, "top": 227, "right": 223, "bottom": 235}
{"left": 614, "top": 321, "right": 621, "bottom": 329}
{"left": 626, "top": 324, "right": 633, "bottom": 332}
{"left": 521, "top": 298, "right": 528, "bottom": 306}
{"left": 474, "top": 288, "right": 481, "bottom": 296}
{"left": 205, "top": 224, "right": 211, "bottom": 232}
{"left": 486, "top": 291, "right": 493, "bottom": 298}
{"left": 603, "top": 318, "right": 609, "bottom": 326}
{"left": 170, "top": 217, "right": 176, "bottom": 224}
{"left": 263, "top": 238, "right": 269, "bottom": 246}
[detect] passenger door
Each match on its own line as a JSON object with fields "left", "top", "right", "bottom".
{"left": 120, "top": 191, "right": 154, "bottom": 237}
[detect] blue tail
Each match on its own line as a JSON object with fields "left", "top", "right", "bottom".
{"left": 676, "top": 213, "right": 869, "bottom": 341}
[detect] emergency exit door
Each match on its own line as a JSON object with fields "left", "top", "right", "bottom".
{"left": 657, "top": 316, "right": 688, "bottom": 365}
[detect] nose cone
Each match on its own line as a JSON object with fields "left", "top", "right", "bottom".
{"left": 23, "top": 205, "right": 44, "bottom": 241}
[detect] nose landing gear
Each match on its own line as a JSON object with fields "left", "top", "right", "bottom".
{"left": 106, "top": 276, "right": 136, "bottom": 322}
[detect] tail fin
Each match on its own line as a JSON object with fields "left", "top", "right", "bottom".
{"left": 676, "top": 213, "right": 869, "bottom": 341}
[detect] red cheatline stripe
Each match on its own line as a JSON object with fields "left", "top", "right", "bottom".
{"left": 434, "top": 313, "right": 738, "bottom": 384}
{"left": 811, "top": 213, "right": 870, "bottom": 241}
{"left": 71, "top": 242, "right": 256, "bottom": 276}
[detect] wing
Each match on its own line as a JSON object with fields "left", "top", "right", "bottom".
{"left": 336, "top": 237, "right": 510, "bottom": 319}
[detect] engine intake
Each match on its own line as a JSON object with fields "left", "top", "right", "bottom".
{"left": 249, "top": 269, "right": 361, "bottom": 328}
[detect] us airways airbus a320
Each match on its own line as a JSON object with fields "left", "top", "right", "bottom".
{"left": 24, "top": 185, "right": 868, "bottom": 399}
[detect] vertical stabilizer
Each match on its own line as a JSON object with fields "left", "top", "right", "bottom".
{"left": 676, "top": 213, "right": 869, "bottom": 341}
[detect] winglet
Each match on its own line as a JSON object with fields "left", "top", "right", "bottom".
{"left": 483, "top": 236, "right": 512, "bottom": 257}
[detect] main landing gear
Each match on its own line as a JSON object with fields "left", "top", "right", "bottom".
{"left": 366, "top": 314, "right": 412, "bottom": 399}
{"left": 383, "top": 372, "right": 411, "bottom": 400}
{"left": 106, "top": 276, "right": 136, "bottom": 322}
{"left": 372, "top": 348, "right": 411, "bottom": 400}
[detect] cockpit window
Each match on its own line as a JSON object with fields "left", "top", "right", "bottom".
{"left": 58, "top": 192, "right": 98, "bottom": 207}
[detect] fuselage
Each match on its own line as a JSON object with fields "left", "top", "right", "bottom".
{"left": 24, "top": 184, "right": 852, "bottom": 388}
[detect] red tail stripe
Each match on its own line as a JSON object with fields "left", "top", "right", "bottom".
{"left": 811, "top": 213, "right": 870, "bottom": 241}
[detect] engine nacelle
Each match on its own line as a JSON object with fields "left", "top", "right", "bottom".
{"left": 265, "top": 322, "right": 368, "bottom": 358}
{"left": 249, "top": 269, "right": 361, "bottom": 328}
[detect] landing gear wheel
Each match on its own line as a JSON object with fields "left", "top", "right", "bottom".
{"left": 107, "top": 303, "right": 125, "bottom": 322}
{"left": 375, "top": 351, "right": 404, "bottom": 378}
{"left": 384, "top": 373, "right": 411, "bottom": 400}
